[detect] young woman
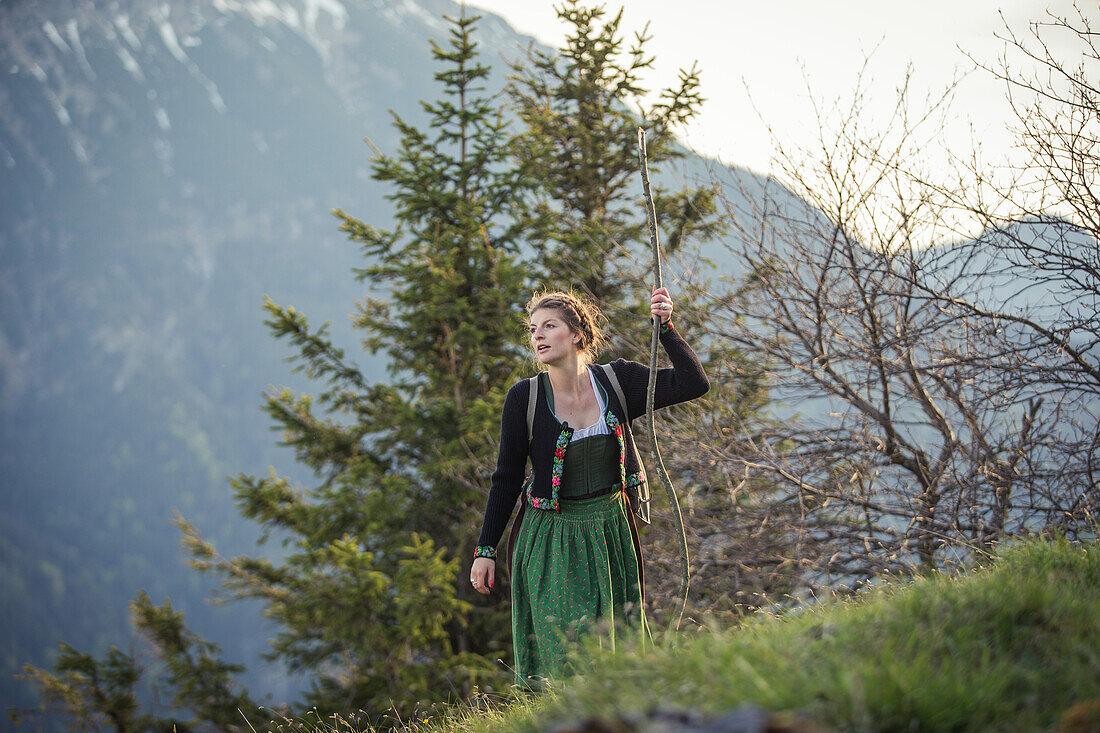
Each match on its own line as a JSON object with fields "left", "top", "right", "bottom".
{"left": 470, "top": 287, "right": 709, "bottom": 686}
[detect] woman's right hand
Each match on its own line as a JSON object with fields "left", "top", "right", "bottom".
{"left": 650, "top": 286, "right": 674, "bottom": 324}
{"left": 471, "top": 557, "right": 495, "bottom": 595}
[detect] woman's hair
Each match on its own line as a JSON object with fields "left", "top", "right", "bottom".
{"left": 526, "top": 290, "right": 608, "bottom": 362}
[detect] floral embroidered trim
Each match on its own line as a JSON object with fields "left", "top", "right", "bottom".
{"left": 659, "top": 319, "right": 674, "bottom": 334}
{"left": 529, "top": 425, "right": 572, "bottom": 512}
{"left": 605, "top": 410, "right": 627, "bottom": 491}
{"left": 473, "top": 545, "right": 497, "bottom": 560}
{"left": 625, "top": 470, "right": 646, "bottom": 488}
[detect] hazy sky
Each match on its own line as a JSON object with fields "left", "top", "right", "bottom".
{"left": 467, "top": 1, "right": 1090, "bottom": 176}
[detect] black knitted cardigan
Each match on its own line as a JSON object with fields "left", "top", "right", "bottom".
{"left": 474, "top": 322, "right": 710, "bottom": 559}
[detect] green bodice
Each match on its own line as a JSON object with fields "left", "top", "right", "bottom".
{"left": 560, "top": 434, "right": 620, "bottom": 497}
{"left": 543, "top": 373, "right": 621, "bottom": 497}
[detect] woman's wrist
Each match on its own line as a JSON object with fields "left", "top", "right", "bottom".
{"left": 473, "top": 545, "right": 497, "bottom": 560}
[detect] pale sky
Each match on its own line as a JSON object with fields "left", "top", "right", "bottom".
{"left": 467, "top": 1, "right": 1091, "bottom": 176}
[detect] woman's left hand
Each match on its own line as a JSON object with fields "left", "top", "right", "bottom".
{"left": 650, "top": 287, "right": 674, "bottom": 324}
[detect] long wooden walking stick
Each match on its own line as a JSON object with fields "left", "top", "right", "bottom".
{"left": 637, "top": 127, "right": 689, "bottom": 630}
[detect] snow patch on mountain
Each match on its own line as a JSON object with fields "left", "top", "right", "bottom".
{"left": 154, "top": 8, "right": 189, "bottom": 63}
{"left": 64, "top": 19, "right": 97, "bottom": 80}
{"left": 114, "top": 13, "right": 143, "bottom": 49}
{"left": 115, "top": 45, "right": 146, "bottom": 83}
{"left": 398, "top": 0, "right": 445, "bottom": 32}
{"left": 212, "top": 0, "right": 348, "bottom": 64}
{"left": 150, "top": 3, "right": 227, "bottom": 112}
{"left": 42, "top": 21, "right": 70, "bottom": 53}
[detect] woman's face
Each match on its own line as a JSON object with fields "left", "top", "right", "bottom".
{"left": 529, "top": 308, "right": 579, "bottom": 364}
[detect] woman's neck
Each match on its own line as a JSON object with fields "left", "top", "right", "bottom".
{"left": 546, "top": 359, "right": 589, "bottom": 399}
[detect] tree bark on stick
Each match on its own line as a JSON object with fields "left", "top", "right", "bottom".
{"left": 638, "top": 127, "right": 689, "bottom": 629}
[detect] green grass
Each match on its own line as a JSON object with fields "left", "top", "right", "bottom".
{"left": 276, "top": 538, "right": 1100, "bottom": 732}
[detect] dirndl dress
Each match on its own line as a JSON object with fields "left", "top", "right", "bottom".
{"left": 510, "top": 407, "right": 646, "bottom": 686}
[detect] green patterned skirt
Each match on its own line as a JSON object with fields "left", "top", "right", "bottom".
{"left": 510, "top": 492, "right": 646, "bottom": 687}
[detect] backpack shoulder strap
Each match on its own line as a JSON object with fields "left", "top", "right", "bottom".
{"left": 599, "top": 363, "right": 629, "bottom": 421}
{"left": 527, "top": 374, "right": 539, "bottom": 444}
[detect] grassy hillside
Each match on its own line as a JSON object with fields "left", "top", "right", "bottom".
{"left": 277, "top": 537, "right": 1100, "bottom": 732}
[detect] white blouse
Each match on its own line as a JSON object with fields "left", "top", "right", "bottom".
{"left": 568, "top": 369, "right": 612, "bottom": 441}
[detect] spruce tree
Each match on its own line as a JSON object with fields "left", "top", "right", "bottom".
{"left": 509, "top": 0, "right": 723, "bottom": 342}
{"left": 178, "top": 11, "right": 527, "bottom": 719}
{"left": 11, "top": 592, "right": 262, "bottom": 732}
